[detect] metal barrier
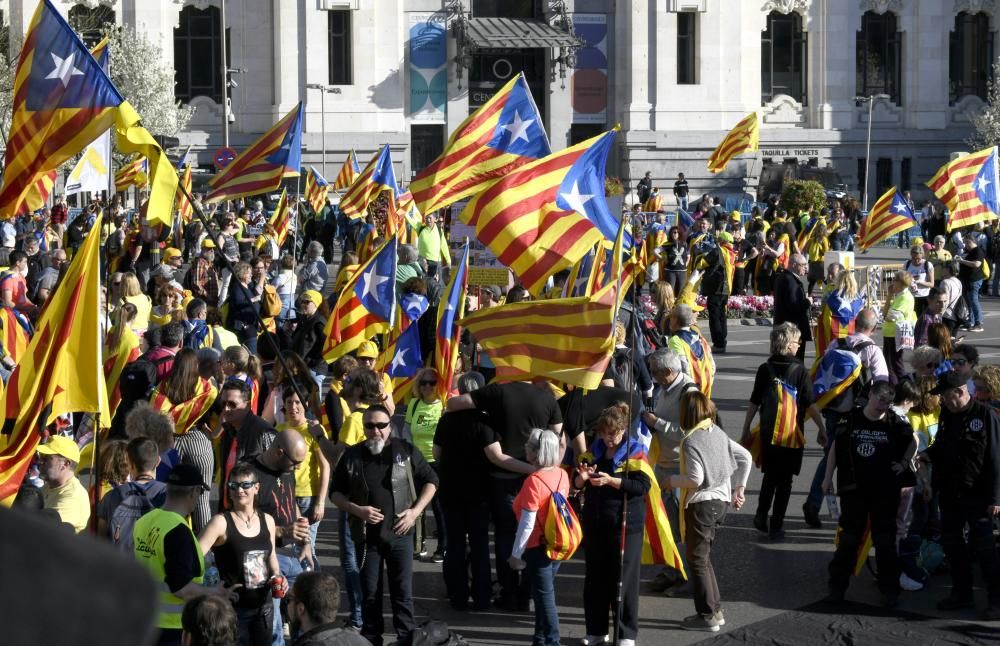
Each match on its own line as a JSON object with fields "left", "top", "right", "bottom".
{"left": 856, "top": 263, "right": 903, "bottom": 308}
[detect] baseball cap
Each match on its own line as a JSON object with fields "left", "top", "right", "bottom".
{"left": 166, "top": 464, "right": 210, "bottom": 491}
{"left": 163, "top": 247, "right": 182, "bottom": 262}
{"left": 299, "top": 290, "right": 322, "bottom": 307}
{"left": 201, "top": 238, "right": 216, "bottom": 249}
{"left": 151, "top": 264, "right": 174, "bottom": 279}
{"left": 930, "top": 370, "right": 967, "bottom": 395}
{"left": 729, "top": 210, "right": 741, "bottom": 220}
{"left": 357, "top": 340, "right": 378, "bottom": 359}
{"left": 484, "top": 285, "right": 502, "bottom": 301}
{"left": 717, "top": 231, "right": 734, "bottom": 244}
{"left": 37, "top": 435, "right": 81, "bottom": 463}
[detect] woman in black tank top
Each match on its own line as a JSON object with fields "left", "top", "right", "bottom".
{"left": 199, "top": 462, "right": 282, "bottom": 646}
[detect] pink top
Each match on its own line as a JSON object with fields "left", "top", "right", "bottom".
{"left": 512, "top": 468, "right": 570, "bottom": 549}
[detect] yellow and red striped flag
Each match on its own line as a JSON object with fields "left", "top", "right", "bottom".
{"left": 857, "top": 187, "right": 917, "bottom": 250}
{"left": 175, "top": 163, "right": 194, "bottom": 223}
{"left": 339, "top": 144, "right": 399, "bottom": 219}
{"left": 433, "top": 242, "right": 469, "bottom": 401}
{"left": 333, "top": 150, "right": 360, "bottom": 191}
{"left": 322, "top": 237, "right": 398, "bottom": 362}
{"left": 205, "top": 103, "right": 303, "bottom": 203}
{"left": 305, "top": 166, "right": 330, "bottom": 215}
{"left": 263, "top": 188, "right": 291, "bottom": 248}
{"left": 927, "top": 147, "right": 998, "bottom": 232}
{"left": 670, "top": 328, "right": 714, "bottom": 397}
{"left": 459, "top": 130, "right": 621, "bottom": 297}
{"left": 103, "top": 323, "right": 141, "bottom": 418}
{"left": 769, "top": 379, "right": 804, "bottom": 448}
{"left": 0, "top": 212, "right": 109, "bottom": 504}
{"left": 0, "top": 308, "right": 32, "bottom": 365}
{"left": 458, "top": 294, "right": 616, "bottom": 390}
{"left": 707, "top": 112, "right": 759, "bottom": 174}
{"left": 19, "top": 170, "right": 56, "bottom": 215}
{"left": 115, "top": 156, "right": 147, "bottom": 192}
{"left": 409, "top": 73, "right": 551, "bottom": 216}
{"left": 150, "top": 378, "right": 218, "bottom": 436}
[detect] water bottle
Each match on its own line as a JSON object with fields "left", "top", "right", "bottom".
{"left": 825, "top": 494, "right": 840, "bottom": 521}
{"left": 203, "top": 566, "right": 220, "bottom": 587}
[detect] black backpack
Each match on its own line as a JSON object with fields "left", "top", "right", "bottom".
{"left": 108, "top": 481, "right": 167, "bottom": 552}
{"left": 118, "top": 354, "right": 172, "bottom": 402}
{"left": 409, "top": 620, "right": 469, "bottom": 646}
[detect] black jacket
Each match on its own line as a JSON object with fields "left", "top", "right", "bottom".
{"left": 772, "top": 269, "right": 812, "bottom": 341}
{"left": 928, "top": 400, "right": 1000, "bottom": 504}
{"left": 288, "top": 313, "right": 327, "bottom": 370}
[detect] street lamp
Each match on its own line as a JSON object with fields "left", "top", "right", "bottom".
{"left": 307, "top": 84, "right": 338, "bottom": 178}
{"left": 854, "top": 93, "right": 891, "bottom": 212}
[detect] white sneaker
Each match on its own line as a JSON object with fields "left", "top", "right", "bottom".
{"left": 618, "top": 640, "right": 636, "bottom": 646}
{"left": 580, "top": 636, "right": 609, "bottom": 646}
{"left": 899, "top": 572, "right": 923, "bottom": 591}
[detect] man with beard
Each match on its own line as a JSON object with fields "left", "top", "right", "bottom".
{"left": 330, "top": 405, "right": 438, "bottom": 646}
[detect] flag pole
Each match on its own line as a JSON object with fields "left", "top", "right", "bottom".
{"left": 176, "top": 181, "right": 311, "bottom": 412}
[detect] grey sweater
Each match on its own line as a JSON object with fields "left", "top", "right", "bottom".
{"left": 682, "top": 424, "right": 752, "bottom": 506}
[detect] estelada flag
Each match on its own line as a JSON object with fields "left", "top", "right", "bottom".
{"left": 769, "top": 375, "right": 804, "bottom": 449}
{"left": 857, "top": 187, "right": 916, "bottom": 250}
{"left": 707, "top": 112, "right": 759, "bottom": 174}
{"left": 333, "top": 150, "right": 360, "bottom": 191}
{"left": 150, "top": 378, "right": 218, "bottom": 436}
{"left": 339, "top": 144, "right": 399, "bottom": 219}
{"left": 433, "top": 242, "right": 469, "bottom": 402}
{"left": 0, "top": 213, "right": 109, "bottom": 504}
{"left": 409, "top": 73, "right": 551, "bottom": 216}
{"left": 670, "top": 328, "right": 714, "bottom": 398}
{"left": 305, "top": 166, "right": 330, "bottom": 215}
{"left": 927, "top": 147, "right": 998, "bottom": 232}
{"left": 814, "top": 290, "right": 864, "bottom": 358}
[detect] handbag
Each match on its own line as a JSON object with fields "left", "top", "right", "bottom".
{"left": 261, "top": 285, "right": 282, "bottom": 318}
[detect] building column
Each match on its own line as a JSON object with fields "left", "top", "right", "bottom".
{"left": 811, "top": 0, "right": 854, "bottom": 130}
{"left": 272, "top": 0, "right": 301, "bottom": 120}
{"left": 616, "top": 0, "right": 651, "bottom": 131}
{"left": 903, "top": 1, "right": 948, "bottom": 129}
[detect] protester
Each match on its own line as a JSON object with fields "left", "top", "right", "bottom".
{"left": 883, "top": 272, "right": 917, "bottom": 384}
{"left": 772, "top": 253, "right": 811, "bottom": 361}
{"left": 401, "top": 366, "right": 445, "bottom": 561}
{"left": 37, "top": 435, "right": 90, "bottom": 533}
{"left": 215, "top": 379, "right": 276, "bottom": 507}
{"left": 181, "top": 595, "right": 239, "bottom": 646}
{"left": 97, "top": 437, "right": 167, "bottom": 547}
{"left": 287, "top": 571, "right": 370, "bottom": 645}
{"left": 957, "top": 233, "right": 986, "bottom": 332}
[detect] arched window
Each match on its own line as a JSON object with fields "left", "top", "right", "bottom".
{"left": 68, "top": 4, "right": 115, "bottom": 48}
{"left": 761, "top": 11, "right": 807, "bottom": 105}
{"left": 950, "top": 11, "right": 994, "bottom": 103}
{"left": 856, "top": 10, "right": 901, "bottom": 104}
{"left": 174, "top": 5, "right": 224, "bottom": 104}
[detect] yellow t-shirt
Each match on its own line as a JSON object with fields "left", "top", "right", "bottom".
{"left": 43, "top": 476, "right": 91, "bottom": 533}
{"left": 404, "top": 398, "right": 443, "bottom": 461}
{"left": 276, "top": 421, "right": 323, "bottom": 498}
{"left": 906, "top": 409, "right": 939, "bottom": 452}
{"left": 339, "top": 405, "right": 368, "bottom": 447}
{"left": 883, "top": 290, "right": 916, "bottom": 337}
{"left": 124, "top": 294, "right": 152, "bottom": 332}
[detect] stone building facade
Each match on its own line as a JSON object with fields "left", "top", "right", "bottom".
{"left": 1, "top": 0, "right": 995, "bottom": 205}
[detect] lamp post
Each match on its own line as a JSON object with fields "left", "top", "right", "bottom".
{"left": 220, "top": 0, "right": 229, "bottom": 148}
{"left": 854, "top": 93, "right": 891, "bottom": 212}
{"left": 306, "top": 84, "right": 335, "bottom": 177}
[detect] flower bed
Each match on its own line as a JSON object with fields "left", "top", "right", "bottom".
{"left": 641, "top": 293, "right": 775, "bottom": 319}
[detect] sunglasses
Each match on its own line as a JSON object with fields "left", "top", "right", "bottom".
{"left": 363, "top": 421, "right": 390, "bottom": 430}
{"left": 952, "top": 358, "right": 969, "bottom": 366}
{"left": 221, "top": 400, "right": 242, "bottom": 409}
{"left": 420, "top": 380, "right": 437, "bottom": 387}
{"left": 227, "top": 480, "right": 257, "bottom": 491}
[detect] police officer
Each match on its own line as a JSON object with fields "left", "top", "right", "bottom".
{"left": 921, "top": 370, "right": 1000, "bottom": 619}
{"left": 133, "top": 464, "right": 237, "bottom": 646}
{"left": 823, "top": 381, "right": 916, "bottom": 607}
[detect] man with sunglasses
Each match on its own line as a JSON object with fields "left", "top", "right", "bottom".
{"left": 250, "top": 429, "right": 313, "bottom": 645}
{"left": 772, "top": 252, "right": 812, "bottom": 361}
{"left": 331, "top": 405, "right": 439, "bottom": 646}
{"left": 921, "top": 371, "right": 1000, "bottom": 618}
{"left": 822, "top": 381, "right": 916, "bottom": 607}
{"left": 216, "top": 380, "right": 276, "bottom": 508}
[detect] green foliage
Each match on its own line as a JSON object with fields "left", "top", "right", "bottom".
{"left": 604, "top": 176, "right": 624, "bottom": 197}
{"left": 780, "top": 179, "right": 826, "bottom": 218}
{"left": 969, "top": 61, "right": 1000, "bottom": 150}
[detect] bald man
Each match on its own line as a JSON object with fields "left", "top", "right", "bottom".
{"left": 773, "top": 253, "right": 813, "bottom": 361}
{"left": 250, "top": 429, "right": 311, "bottom": 645}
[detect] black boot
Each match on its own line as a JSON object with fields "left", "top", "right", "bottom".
{"left": 802, "top": 502, "right": 823, "bottom": 529}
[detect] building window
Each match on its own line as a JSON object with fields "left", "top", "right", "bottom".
{"left": 950, "top": 11, "right": 994, "bottom": 104}
{"left": 875, "top": 157, "right": 893, "bottom": 200}
{"left": 761, "top": 11, "right": 807, "bottom": 105}
{"left": 901, "top": 157, "right": 911, "bottom": 192}
{"left": 677, "top": 12, "right": 697, "bottom": 85}
{"left": 472, "top": 0, "right": 538, "bottom": 18}
{"left": 856, "top": 11, "right": 902, "bottom": 104}
{"left": 570, "top": 124, "right": 604, "bottom": 146}
{"left": 174, "top": 6, "right": 224, "bottom": 104}
{"left": 328, "top": 10, "right": 352, "bottom": 85}
{"left": 68, "top": 4, "right": 115, "bottom": 48}
{"left": 411, "top": 124, "right": 445, "bottom": 174}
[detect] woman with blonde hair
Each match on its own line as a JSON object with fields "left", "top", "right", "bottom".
{"left": 671, "top": 390, "right": 752, "bottom": 632}
{"left": 118, "top": 271, "right": 151, "bottom": 334}
{"left": 815, "top": 269, "right": 864, "bottom": 357}
{"left": 222, "top": 345, "right": 264, "bottom": 414}
{"left": 653, "top": 281, "right": 676, "bottom": 336}
{"left": 148, "top": 284, "right": 185, "bottom": 330}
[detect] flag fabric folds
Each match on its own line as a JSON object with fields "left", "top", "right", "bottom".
{"left": 927, "top": 147, "right": 998, "bottom": 232}
{"left": 115, "top": 155, "right": 147, "bottom": 191}
{"left": 857, "top": 187, "right": 917, "bottom": 250}
{"left": 707, "top": 112, "right": 759, "bottom": 174}
{"left": 813, "top": 346, "right": 864, "bottom": 410}
{"left": 409, "top": 73, "right": 551, "bottom": 216}
{"left": 0, "top": 307, "right": 32, "bottom": 365}
{"left": 333, "top": 150, "right": 360, "bottom": 191}
{"left": 323, "top": 237, "right": 398, "bottom": 362}
{"left": 458, "top": 295, "right": 616, "bottom": 390}
{"left": 814, "top": 291, "right": 864, "bottom": 358}
{"left": 459, "top": 130, "right": 621, "bottom": 297}
{"left": 103, "top": 323, "right": 141, "bottom": 417}
{"left": 261, "top": 189, "right": 291, "bottom": 248}
{"left": 176, "top": 164, "right": 194, "bottom": 224}
{"left": 339, "top": 144, "right": 399, "bottom": 218}
{"left": 670, "top": 328, "right": 715, "bottom": 398}
{"left": 20, "top": 170, "right": 56, "bottom": 215}
{"left": 150, "top": 378, "right": 218, "bottom": 436}
{"left": 305, "top": 166, "right": 330, "bottom": 215}
{"left": 65, "top": 134, "right": 110, "bottom": 196}
{"left": 769, "top": 379, "right": 803, "bottom": 449}
{"left": 376, "top": 292, "right": 429, "bottom": 405}
{"left": 434, "top": 242, "right": 469, "bottom": 402}
{"left": 0, "top": 213, "right": 109, "bottom": 503}
{"left": 205, "top": 102, "right": 304, "bottom": 203}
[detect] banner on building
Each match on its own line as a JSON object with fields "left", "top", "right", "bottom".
{"left": 409, "top": 13, "right": 447, "bottom": 123}
{"left": 572, "top": 14, "right": 608, "bottom": 125}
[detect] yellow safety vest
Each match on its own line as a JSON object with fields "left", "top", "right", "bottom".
{"left": 133, "top": 509, "right": 204, "bottom": 630}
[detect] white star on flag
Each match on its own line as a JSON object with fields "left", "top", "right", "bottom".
{"left": 361, "top": 266, "right": 389, "bottom": 301}
{"left": 977, "top": 175, "right": 992, "bottom": 194}
{"left": 560, "top": 181, "right": 594, "bottom": 215}
{"left": 46, "top": 52, "right": 85, "bottom": 88}
{"left": 502, "top": 110, "right": 534, "bottom": 144}
{"left": 891, "top": 199, "right": 908, "bottom": 214}
{"left": 391, "top": 347, "right": 410, "bottom": 372}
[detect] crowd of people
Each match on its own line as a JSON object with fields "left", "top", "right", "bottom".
{"left": 4, "top": 184, "right": 1000, "bottom": 646}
